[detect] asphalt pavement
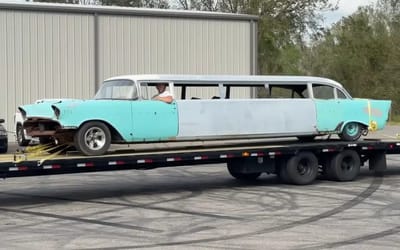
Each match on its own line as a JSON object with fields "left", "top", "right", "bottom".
{"left": 0, "top": 127, "right": 399, "bottom": 249}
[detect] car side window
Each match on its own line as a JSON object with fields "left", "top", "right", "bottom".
{"left": 95, "top": 80, "right": 138, "bottom": 100}
{"left": 312, "top": 84, "right": 334, "bottom": 99}
{"left": 139, "top": 82, "right": 167, "bottom": 100}
{"left": 113, "top": 85, "right": 137, "bottom": 99}
{"left": 268, "top": 84, "right": 308, "bottom": 98}
{"left": 336, "top": 89, "right": 347, "bottom": 99}
{"left": 140, "top": 83, "right": 149, "bottom": 99}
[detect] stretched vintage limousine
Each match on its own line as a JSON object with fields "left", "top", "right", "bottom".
{"left": 19, "top": 75, "right": 392, "bottom": 156}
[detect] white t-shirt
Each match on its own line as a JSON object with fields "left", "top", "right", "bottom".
{"left": 158, "top": 90, "right": 173, "bottom": 98}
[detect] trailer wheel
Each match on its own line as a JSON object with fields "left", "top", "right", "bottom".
{"left": 75, "top": 121, "right": 111, "bottom": 156}
{"left": 227, "top": 163, "right": 261, "bottom": 181}
{"left": 286, "top": 152, "right": 318, "bottom": 185}
{"left": 328, "top": 150, "right": 360, "bottom": 181}
{"left": 339, "top": 122, "right": 362, "bottom": 141}
{"left": 16, "top": 124, "right": 31, "bottom": 146}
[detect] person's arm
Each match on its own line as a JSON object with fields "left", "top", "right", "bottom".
{"left": 153, "top": 95, "right": 173, "bottom": 104}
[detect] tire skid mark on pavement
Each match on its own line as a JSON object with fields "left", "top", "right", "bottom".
{"left": 78, "top": 177, "right": 384, "bottom": 250}
{"left": 195, "top": 243, "right": 249, "bottom": 250}
{"left": 0, "top": 220, "right": 56, "bottom": 232}
{"left": 0, "top": 206, "right": 162, "bottom": 233}
{"left": 117, "top": 189, "right": 200, "bottom": 207}
{"left": 223, "top": 189, "right": 299, "bottom": 214}
{"left": 0, "top": 190, "right": 243, "bottom": 221}
{"left": 297, "top": 225, "right": 400, "bottom": 250}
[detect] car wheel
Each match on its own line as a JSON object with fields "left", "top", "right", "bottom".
{"left": 75, "top": 121, "right": 111, "bottom": 156}
{"left": 16, "top": 124, "right": 31, "bottom": 146}
{"left": 339, "top": 122, "right": 362, "bottom": 141}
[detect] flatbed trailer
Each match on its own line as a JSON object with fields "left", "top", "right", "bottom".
{"left": 1, "top": 139, "right": 399, "bottom": 185}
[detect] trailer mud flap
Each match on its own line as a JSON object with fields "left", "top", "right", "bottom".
{"left": 368, "top": 151, "right": 386, "bottom": 176}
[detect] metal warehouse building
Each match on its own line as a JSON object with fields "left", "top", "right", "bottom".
{"left": 0, "top": 2, "right": 258, "bottom": 137}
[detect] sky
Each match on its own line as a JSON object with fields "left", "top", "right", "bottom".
{"left": 323, "top": 0, "right": 378, "bottom": 26}
{"left": 0, "top": 0, "right": 379, "bottom": 28}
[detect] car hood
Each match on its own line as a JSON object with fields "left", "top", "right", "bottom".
{"left": 19, "top": 99, "right": 84, "bottom": 120}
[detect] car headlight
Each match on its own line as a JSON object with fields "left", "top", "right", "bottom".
{"left": 52, "top": 105, "right": 61, "bottom": 119}
{"left": 19, "top": 108, "right": 27, "bottom": 120}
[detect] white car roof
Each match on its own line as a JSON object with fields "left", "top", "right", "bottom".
{"left": 104, "top": 74, "right": 344, "bottom": 88}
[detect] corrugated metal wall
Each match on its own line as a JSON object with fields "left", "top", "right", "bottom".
{"left": 99, "top": 16, "right": 251, "bottom": 84}
{"left": 0, "top": 9, "right": 95, "bottom": 138}
{"left": 0, "top": 3, "right": 257, "bottom": 140}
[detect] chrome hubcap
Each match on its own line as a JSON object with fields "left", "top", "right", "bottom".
{"left": 346, "top": 123, "right": 359, "bottom": 136}
{"left": 84, "top": 127, "right": 106, "bottom": 150}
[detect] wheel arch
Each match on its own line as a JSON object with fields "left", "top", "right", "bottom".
{"left": 339, "top": 120, "right": 368, "bottom": 132}
{"left": 78, "top": 119, "right": 124, "bottom": 142}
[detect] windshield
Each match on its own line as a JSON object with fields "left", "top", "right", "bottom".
{"left": 94, "top": 80, "right": 137, "bottom": 100}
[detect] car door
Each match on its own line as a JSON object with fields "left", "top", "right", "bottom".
{"left": 313, "top": 84, "right": 345, "bottom": 132}
{"left": 130, "top": 83, "right": 179, "bottom": 141}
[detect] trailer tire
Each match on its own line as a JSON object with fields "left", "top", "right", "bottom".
{"left": 286, "top": 152, "right": 318, "bottom": 185}
{"left": 75, "top": 121, "right": 111, "bottom": 156}
{"left": 227, "top": 163, "right": 261, "bottom": 181}
{"left": 328, "top": 150, "right": 360, "bottom": 181}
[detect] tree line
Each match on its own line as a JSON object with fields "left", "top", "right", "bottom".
{"left": 305, "top": 0, "right": 400, "bottom": 117}
{"left": 31, "top": 0, "right": 400, "bottom": 117}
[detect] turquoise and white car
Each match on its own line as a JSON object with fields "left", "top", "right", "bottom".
{"left": 19, "top": 75, "right": 392, "bottom": 156}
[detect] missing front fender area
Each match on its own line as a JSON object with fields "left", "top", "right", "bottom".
{"left": 23, "top": 119, "right": 61, "bottom": 137}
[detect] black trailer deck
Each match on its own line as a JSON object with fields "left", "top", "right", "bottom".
{"left": 1, "top": 139, "right": 399, "bottom": 182}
